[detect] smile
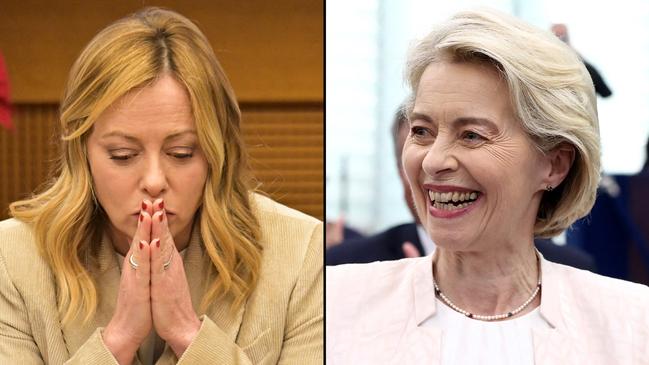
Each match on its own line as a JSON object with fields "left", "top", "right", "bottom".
{"left": 428, "top": 190, "right": 480, "bottom": 211}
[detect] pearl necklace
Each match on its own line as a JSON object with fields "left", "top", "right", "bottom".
{"left": 432, "top": 275, "right": 541, "bottom": 321}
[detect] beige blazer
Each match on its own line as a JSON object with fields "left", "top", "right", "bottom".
{"left": 0, "top": 195, "right": 323, "bottom": 364}
{"left": 326, "top": 253, "right": 649, "bottom": 364}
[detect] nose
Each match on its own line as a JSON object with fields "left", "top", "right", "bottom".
{"left": 140, "top": 155, "right": 168, "bottom": 199}
{"left": 421, "top": 136, "right": 458, "bottom": 177}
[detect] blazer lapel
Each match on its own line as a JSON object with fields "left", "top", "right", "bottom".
{"left": 61, "top": 231, "right": 121, "bottom": 357}
{"left": 533, "top": 253, "right": 572, "bottom": 364}
{"left": 180, "top": 225, "right": 245, "bottom": 339}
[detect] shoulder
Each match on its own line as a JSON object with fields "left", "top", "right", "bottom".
{"left": 0, "top": 218, "right": 44, "bottom": 267}
{"left": 250, "top": 193, "right": 322, "bottom": 269}
{"left": 546, "top": 261, "right": 649, "bottom": 338}
{"left": 327, "top": 256, "right": 429, "bottom": 315}
{"left": 550, "top": 261, "right": 649, "bottom": 301}
{"left": 252, "top": 193, "right": 321, "bottom": 233}
{"left": 0, "top": 218, "right": 52, "bottom": 293}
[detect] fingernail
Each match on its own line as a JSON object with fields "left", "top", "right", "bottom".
{"left": 139, "top": 213, "right": 144, "bottom": 222}
{"left": 158, "top": 211, "right": 163, "bottom": 222}
{"left": 142, "top": 201, "right": 147, "bottom": 210}
{"left": 158, "top": 200, "right": 164, "bottom": 210}
{"left": 139, "top": 240, "right": 145, "bottom": 250}
{"left": 153, "top": 238, "right": 160, "bottom": 248}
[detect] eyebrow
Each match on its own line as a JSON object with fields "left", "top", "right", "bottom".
{"left": 410, "top": 112, "right": 499, "bottom": 134}
{"left": 99, "top": 129, "right": 198, "bottom": 142}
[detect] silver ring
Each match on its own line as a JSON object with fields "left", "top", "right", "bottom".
{"left": 163, "top": 253, "right": 173, "bottom": 270}
{"left": 129, "top": 253, "right": 139, "bottom": 269}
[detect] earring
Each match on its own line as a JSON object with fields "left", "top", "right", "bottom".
{"left": 546, "top": 185, "right": 554, "bottom": 192}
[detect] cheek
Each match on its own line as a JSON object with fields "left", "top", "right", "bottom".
{"left": 175, "top": 160, "right": 208, "bottom": 207}
{"left": 402, "top": 145, "right": 422, "bottom": 185}
{"left": 88, "top": 156, "right": 136, "bottom": 213}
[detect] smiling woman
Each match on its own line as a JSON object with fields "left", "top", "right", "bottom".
{"left": 326, "top": 8, "right": 649, "bottom": 364}
{"left": 0, "top": 7, "right": 322, "bottom": 365}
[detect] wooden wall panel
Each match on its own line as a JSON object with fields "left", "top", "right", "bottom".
{"left": 0, "top": 0, "right": 323, "bottom": 103}
{"left": 0, "top": 104, "right": 323, "bottom": 221}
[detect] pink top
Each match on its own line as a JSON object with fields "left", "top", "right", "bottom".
{"left": 326, "top": 253, "right": 649, "bottom": 364}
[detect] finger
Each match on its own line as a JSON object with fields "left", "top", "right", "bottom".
{"left": 133, "top": 239, "right": 151, "bottom": 283}
{"left": 126, "top": 210, "right": 151, "bottom": 275}
{"left": 151, "top": 209, "right": 175, "bottom": 275}
{"left": 151, "top": 209, "right": 164, "bottom": 243}
{"left": 132, "top": 210, "right": 152, "bottom": 249}
{"left": 141, "top": 199, "right": 154, "bottom": 218}
{"left": 402, "top": 241, "right": 421, "bottom": 258}
{"left": 152, "top": 198, "right": 164, "bottom": 214}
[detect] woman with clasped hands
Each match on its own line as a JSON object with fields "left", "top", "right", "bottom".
{"left": 0, "top": 7, "right": 322, "bottom": 365}
{"left": 326, "top": 9, "right": 649, "bottom": 364}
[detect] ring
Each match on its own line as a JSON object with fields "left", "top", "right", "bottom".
{"left": 129, "top": 253, "right": 139, "bottom": 269}
{"left": 163, "top": 253, "right": 173, "bottom": 270}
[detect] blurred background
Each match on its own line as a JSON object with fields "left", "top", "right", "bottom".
{"left": 0, "top": 0, "right": 323, "bottom": 221}
{"left": 326, "top": 0, "right": 649, "bottom": 284}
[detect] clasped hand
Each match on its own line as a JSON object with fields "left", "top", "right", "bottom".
{"left": 103, "top": 199, "right": 201, "bottom": 364}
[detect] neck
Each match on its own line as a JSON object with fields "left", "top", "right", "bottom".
{"left": 433, "top": 241, "right": 540, "bottom": 317}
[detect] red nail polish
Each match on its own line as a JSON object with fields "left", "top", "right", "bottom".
{"left": 155, "top": 239, "right": 160, "bottom": 248}
{"left": 139, "top": 241, "right": 143, "bottom": 250}
{"left": 141, "top": 201, "right": 147, "bottom": 210}
{"left": 158, "top": 201, "right": 164, "bottom": 210}
{"left": 139, "top": 213, "right": 144, "bottom": 222}
{"left": 158, "top": 212, "right": 163, "bottom": 222}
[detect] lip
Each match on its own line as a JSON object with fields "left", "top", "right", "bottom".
{"left": 423, "top": 184, "right": 477, "bottom": 193}
{"left": 423, "top": 184, "right": 482, "bottom": 219}
{"left": 131, "top": 211, "right": 176, "bottom": 216}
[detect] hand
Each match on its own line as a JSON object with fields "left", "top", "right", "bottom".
{"left": 103, "top": 200, "right": 154, "bottom": 365}
{"left": 402, "top": 241, "right": 421, "bottom": 258}
{"left": 325, "top": 216, "right": 345, "bottom": 248}
{"left": 149, "top": 199, "right": 201, "bottom": 357}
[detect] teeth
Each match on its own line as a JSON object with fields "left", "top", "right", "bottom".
{"left": 428, "top": 189, "right": 480, "bottom": 204}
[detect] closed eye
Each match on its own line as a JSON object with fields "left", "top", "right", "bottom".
{"left": 169, "top": 152, "right": 193, "bottom": 159}
{"left": 109, "top": 151, "right": 138, "bottom": 161}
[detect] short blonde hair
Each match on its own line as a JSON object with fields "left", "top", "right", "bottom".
{"left": 405, "top": 9, "right": 601, "bottom": 237}
{"left": 11, "top": 7, "right": 262, "bottom": 324}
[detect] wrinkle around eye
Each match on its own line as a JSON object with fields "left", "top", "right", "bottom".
{"left": 481, "top": 140, "right": 521, "bottom": 169}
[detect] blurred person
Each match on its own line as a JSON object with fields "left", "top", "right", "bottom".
{"left": 327, "top": 9, "right": 649, "bottom": 364}
{"left": 551, "top": 23, "right": 612, "bottom": 98}
{"left": 327, "top": 105, "right": 596, "bottom": 272}
{"left": 325, "top": 216, "right": 365, "bottom": 248}
{"left": 0, "top": 8, "right": 322, "bottom": 364}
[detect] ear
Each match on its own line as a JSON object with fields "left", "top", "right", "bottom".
{"left": 543, "top": 143, "right": 575, "bottom": 190}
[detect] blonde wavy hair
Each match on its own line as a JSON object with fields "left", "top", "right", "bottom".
{"left": 10, "top": 7, "right": 262, "bottom": 324}
{"left": 405, "top": 9, "right": 601, "bottom": 238}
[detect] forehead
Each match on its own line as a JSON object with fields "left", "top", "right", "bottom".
{"left": 92, "top": 75, "right": 195, "bottom": 136}
{"left": 413, "top": 61, "right": 513, "bottom": 122}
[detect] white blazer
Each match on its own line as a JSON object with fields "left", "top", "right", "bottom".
{"left": 326, "top": 253, "right": 649, "bottom": 364}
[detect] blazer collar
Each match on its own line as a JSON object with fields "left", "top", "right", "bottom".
{"left": 416, "top": 249, "right": 566, "bottom": 328}
{"left": 536, "top": 250, "right": 566, "bottom": 329}
{"left": 61, "top": 229, "right": 121, "bottom": 357}
{"left": 182, "top": 224, "right": 246, "bottom": 339}
{"left": 413, "top": 254, "right": 437, "bottom": 325}
{"left": 410, "top": 249, "right": 570, "bottom": 364}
